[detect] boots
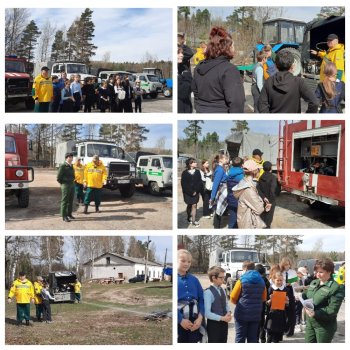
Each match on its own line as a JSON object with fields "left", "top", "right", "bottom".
{"left": 84, "top": 205, "right": 89, "bottom": 214}
{"left": 95, "top": 206, "right": 101, "bottom": 213}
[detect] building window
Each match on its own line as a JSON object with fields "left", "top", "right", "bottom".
{"left": 106, "top": 257, "right": 110, "bottom": 265}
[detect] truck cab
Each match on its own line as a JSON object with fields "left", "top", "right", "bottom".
{"left": 51, "top": 62, "right": 95, "bottom": 82}
{"left": 136, "top": 155, "right": 173, "bottom": 195}
{"left": 56, "top": 140, "right": 141, "bottom": 198}
{"left": 5, "top": 132, "right": 34, "bottom": 208}
{"left": 210, "top": 247, "right": 265, "bottom": 297}
{"left": 133, "top": 73, "right": 163, "bottom": 98}
{"left": 256, "top": 18, "right": 306, "bottom": 76}
{"left": 5, "top": 55, "right": 34, "bottom": 110}
{"left": 48, "top": 271, "right": 77, "bottom": 302}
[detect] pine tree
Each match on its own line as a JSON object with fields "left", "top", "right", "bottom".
{"left": 231, "top": 120, "right": 250, "bottom": 133}
{"left": 66, "top": 21, "right": 79, "bottom": 61}
{"left": 75, "top": 8, "right": 97, "bottom": 64}
{"left": 17, "top": 20, "right": 41, "bottom": 64}
{"left": 60, "top": 124, "right": 83, "bottom": 141}
{"left": 220, "top": 235, "right": 238, "bottom": 249}
{"left": 51, "top": 30, "right": 68, "bottom": 61}
{"left": 124, "top": 124, "right": 149, "bottom": 152}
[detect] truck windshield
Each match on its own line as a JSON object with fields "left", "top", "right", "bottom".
{"left": 263, "top": 22, "right": 278, "bottom": 44}
{"left": 280, "top": 21, "right": 295, "bottom": 42}
{"left": 5, "top": 136, "right": 16, "bottom": 153}
{"left": 67, "top": 64, "right": 88, "bottom": 74}
{"left": 147, "top": 75, "right": 160, "bottom": 82}
{"left": 230, "top": 251, "right": 259, "bottom": 263}
{"left": 163, "top": 157, "right": 173, "bottom": 168}
{"left": 87, "top": 144, "right": 123, "bottom": 158}
{"left": 6, "top": 60, "right": 26, "bottom": 73}
{"left": 295, "top": 24, "right": 305, "bottom": 44}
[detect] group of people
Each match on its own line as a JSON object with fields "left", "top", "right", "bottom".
{"left": 178, "top": 27, "right": 345, "bottom": 114}
{"left": 7, "top": 271, "right": 82, "bottom": 325}
{"left": 181, "top": 149, "right": 277, "bottom": 229}
{"left": 57, "top": 153, "right": 107, "bottom": 222}
{"left": 32, "top": 67, "right": 144, "bottom": 113}
{"left": 178, "top": 250, "right": 345, "bottom": 343}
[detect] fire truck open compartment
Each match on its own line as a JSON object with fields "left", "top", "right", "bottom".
{"left": 292, "top": 133, "right": 339, "bottom": 177}
{"left": 49, "top": 271, "right": 76, "bottom": 302}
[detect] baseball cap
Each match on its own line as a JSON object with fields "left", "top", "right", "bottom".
{"left": 327, "top": 34, "right": 338, "bottom": 41}
{"left": 243, "top": 159, "right": 262, "bottom": 172}
{"left": 41, "top": 66, "right": 50, "bottom": 71}
{"left": 252, "top": 149, "right": 263, "bottom": 157}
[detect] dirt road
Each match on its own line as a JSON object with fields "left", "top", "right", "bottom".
{"left": 5, "top": 95, "right": 172, "bottom": 113}
{"left": 6, "top": 168, "right": 172, "bottom": 230}
{"left": 177, "top": 180, "right": 345, "bottom": 229}
{"left": 195, "top": 274, "right": 345, "bottom": 343}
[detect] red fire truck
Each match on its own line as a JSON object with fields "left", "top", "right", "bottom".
{"left": 277, "top": 120, "right": 345, "bottom": 208}
{"left": 5, "top": 133, "right": 34, "bottom": 208}
{"left": 5, "top": 55, "right": 33, "bottom": 110}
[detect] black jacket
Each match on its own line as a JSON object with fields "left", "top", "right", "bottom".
{"left": 257, "top": 172, "right": 277, "bottom": 203}
{"left": 192, "top": 56, "right": 245, "bottom": 113}
{"left": 258, "top": 71, "right": 319, "bottom": 113}
{"left": 181, "top": 169, "right": 203, "bottom": 196}
{"left": 178, "top": 66, "right": 192, "bottom": 113}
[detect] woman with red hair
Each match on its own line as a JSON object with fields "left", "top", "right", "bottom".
{"left": 192, "top": 26, "right": 245, "bottom": 113}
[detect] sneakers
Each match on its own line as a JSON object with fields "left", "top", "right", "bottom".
{"left": 46, "top": 320, "right": 53, "bottom": 324}
{"left": 187, "top": 217, "right": 192, "bottom": 224}
{"left": 192, "top": 221, "right": 200, "bottom": 227}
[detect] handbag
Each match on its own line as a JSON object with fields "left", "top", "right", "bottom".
{"left": 205, "top": 177, "right": 213, "bottom": 191}
{"left": 118, "top": 89, "right": 126, "bottom": 100}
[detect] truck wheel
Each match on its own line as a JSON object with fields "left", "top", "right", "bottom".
{"left": 278, "top": 47, "right": 301, "bottom": 76}
{"left": 17, "top": 189, "right": 29, "bottom": 208}
{"left": 119, "top": 184, "right": 135, "bottom": 198}
{"left": 150, "top": 92, "right": 157, "bottom": 99}
{"left": 149, "top": 181, "right": 160, "bottom": 195}
{"left": 307, "top": 201, "right": 330, "bottom": 210}
{"left": 25, "top": 98, "right": 35, "bottom": 110}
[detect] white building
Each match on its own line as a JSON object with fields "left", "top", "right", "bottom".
{"left": 82, "top": 252, "right": 164, "bottom": 282}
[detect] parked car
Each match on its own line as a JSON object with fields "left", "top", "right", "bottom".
{"left": 128, "top": 274, "right": 149, "bottom": 283}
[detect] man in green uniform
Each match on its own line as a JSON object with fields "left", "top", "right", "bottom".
{"left": 303, "top": 258, "right": 344, "bottom": 343}
{"left": 57, "top": 152, "right": 75, "bottom": 222}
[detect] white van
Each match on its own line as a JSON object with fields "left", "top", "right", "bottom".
{"left": 136, "top": 155, "right": 173, "bottom": 195}
{"left": 98, "top": 70, "right": 135, "bottom": 86}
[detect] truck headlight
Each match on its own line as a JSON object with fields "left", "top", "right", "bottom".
{"left": 16, "top": 170, "right": 24, "bottom": 177}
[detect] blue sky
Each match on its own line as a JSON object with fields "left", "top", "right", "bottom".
{"left": 80, "top": 124, "right": 172, "bottom": 150}
{"left": 178, "top": 120, "right": 279, "bottom": 141}
{"left": 27, "top": 8, "right": 172, "bottom": 62}
{"left": 194, "top": 6, "right": 323, "bottom": 22}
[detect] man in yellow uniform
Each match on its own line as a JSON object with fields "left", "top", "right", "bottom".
{"left": 83, "top": 155, "right": 107, "bottom": 214}
{"left": 335, "top": 262, "right": 345, "bottom": 286}
{"left": 73, "top": 157, "right": 85, "bottom": 205}
{"left": 32, "top": 66, "right": 53, "bottom": 112}
{"left": 74, "top": 279, "right": 82, "bottom": 303}
{"left": 7, "top": 271, "right": 35, "bottom": 326}
{"left": 311, "top": 34, "right": 345, "bottom": 82}
{"left": 251, "top": 149, "right": 265, "bottom": 179}
{"left": 193, "top": 42, "right": 207, "bottom": 65}
{"left": 33, "top": 276, "right": 44, "bottom": 322}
